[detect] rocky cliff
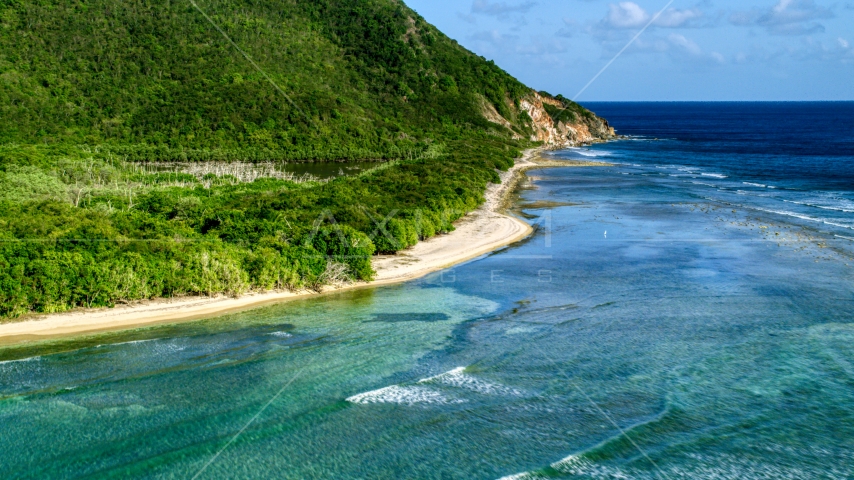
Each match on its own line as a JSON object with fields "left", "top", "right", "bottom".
{"left": 484, "top": 91, "right": 616, "bottom": 148}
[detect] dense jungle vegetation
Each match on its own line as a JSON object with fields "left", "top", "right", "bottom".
{"left": 0, "top": 0, "right": 600, "bottom": 318}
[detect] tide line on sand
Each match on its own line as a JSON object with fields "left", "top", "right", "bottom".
{"left": 0, "top": 148, "right": 607, "bottom": 345}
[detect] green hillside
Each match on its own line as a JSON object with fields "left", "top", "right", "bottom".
{"left": 0, "top": 0, "right": 610, "bottom": 318}
{"left": 1, "top": 0, "right": 533, "bottom": 160}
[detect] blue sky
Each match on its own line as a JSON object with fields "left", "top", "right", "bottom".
{"left": 405, "top": 0, "right": 854, "bottom": 100}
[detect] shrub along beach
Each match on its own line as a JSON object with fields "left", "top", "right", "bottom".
{"left": 0, "top": 0, "right": 613, "bottom": 332}
{"left": 0, "top": 150, "right": 557, "bottom": 342}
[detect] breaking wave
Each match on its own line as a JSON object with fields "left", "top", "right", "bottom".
{"left": 346, "top": 385, "right": 453, "bottom": 405}
{"left": 347, "top": 367, "right": 521, "bottom": 406}
{"left": 418, "top": 366, "right": 523, "bottom": 396}
{"left": 783, "top": 198, "right": 854, "bottom": 214}
{"left": 570, "top": 148, "right": 612, "bottom": 158}
{"left": 750, "top": 207, "right": 854, "bottom": 230}
{"left": 0, "top": 356, "right": 41, "bottom": 366}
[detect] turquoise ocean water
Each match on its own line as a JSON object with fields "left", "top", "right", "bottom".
{"left": 1, "top": 103, "right": 853, "bottom": 479}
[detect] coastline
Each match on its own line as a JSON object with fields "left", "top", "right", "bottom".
{"left": 0, "top": 148, "right": 607, "bottom": 346}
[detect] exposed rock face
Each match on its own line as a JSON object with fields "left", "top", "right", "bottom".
{"left": 519, "top": 93, "right": 563, "bottom": 144}
{"left": 520, "top": 92, "right": 615, "bottom": 147}
{"left": 484, "top": 90, "right": 616, "bottom": 148}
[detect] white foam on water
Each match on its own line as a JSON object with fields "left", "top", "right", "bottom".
{"left": 348, "top": 367, "right": 522, "bottom": 406}
{"left": 102, "top": 338, "right": 159, "bottom": 348}
{"left": 496, "top": 453, "right": 623, "bottom": 480}
{"left": 568, "top": 148, "right": 612, "bottom": 158}
{"left": 97, "top": 338, "right": 186, "bottom": 355}
{"left": 752, "top": 207, "right": 819, "bottom": 222}
{"left": 666, "top": 452, "right": 849, "bottom": 479}
{"left": 623, "top": 135, "right": 653, "bottom": 141}
{"left": 268, "top": 331, "right": 293, "bottom": 338}
{"left": 819, "top": 204, "right": 854, "bottom": 213}
{"left": 551, "top": 453, "right": 588, "bottom": 470}
{"left": 743, "top": 182, "right": 767, "bottom": 188}
{"left": 0, "top": 356, "right": 42, "bottom": 377}
{"left": 346, "top": 385, "right": 452, "bottom": 405}
{"left": 417, "top": 367, "right": 523, "bottom": 396}
{"left": 701, "top": 173, "right": 728, "bottom": 179}
{"left": 823, "top": 220, "right": 854, "bottom": 230}
{"left": 417, "top": 366, "right": 467, "bottom": 382}
{"left": 735, "top": 190, "right": 770, "bottom": 197}
{"left": 783, "top": 198, "right": 854, "bottom": 214}
{"left": 691, "top": 181, "right": 717, "bottom": 188}
{"left": 0, "top": 356, "right": 40, "bottom": 366}
{"left": 152, "top": 342, "right": 186, "bottom": 354}
{"left": 496, "top": 473, "right": 535, "bottom": 480}
{"left": 835, "top": 234, "right": 854, "bottom": 241}
{"left": 750, "top": 207, "right": 854, "bottom": 230}
{"left": 504, "top": 326, "right": 537, "bottom": 335}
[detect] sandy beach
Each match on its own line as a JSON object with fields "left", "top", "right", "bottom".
{"left": 0, "top": 149, "right": 608, "bottom": 345}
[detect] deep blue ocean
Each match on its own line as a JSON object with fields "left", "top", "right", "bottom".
{"left": 583, "top": 102, "right": 854, "bottom": 241}
{"left": 1, "top": 103, "right": 853, "bottom": 479}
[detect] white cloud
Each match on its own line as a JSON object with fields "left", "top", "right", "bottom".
{"left": 732, "top": 46, "right": 787, "bottom": 65}
{"left": 469, "top": 30, "right": 519, "bottom": 46}
{"left": 655, "top": 7, "right": 705, "bottom": 27}
{"left": 471, "top": 0, "right": 537, "bottom": 16}
{"left": 515, "top": 37, "right": 568, "bottom": 55}
{"left": 593, "top": 31, "right": 726, "bottom": 65}
{"left": 658, "top": 34, "right": 724, "bottom": 64}
{"left": 587, "top": 3, "right": 720, "bottom": 65}
{"left": 603, "top": 2, "right": 650, "bottom": 29}
{"left": 729, "top": 0, "right": 833, "bottom": 35}
{"left": 467, "top": 0, "right": 535, "bottom": 27}
{"left": 599, "top": 3, "right": 707, "bottom": 30}
{"left": 730, "top": 36, "right": 853, "bottom": 66}
{"left": 668, "top": 33, "right": 703, "bottom": 55}
{"left": 466, "top": 29, "right": 570, "bottom": 67}
{"left": 794, "top": 36, "right": 854, "bottom": 63}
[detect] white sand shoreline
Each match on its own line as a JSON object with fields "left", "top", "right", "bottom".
{"left": 0, "top": 149, "right": 562, "bottom": 346}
